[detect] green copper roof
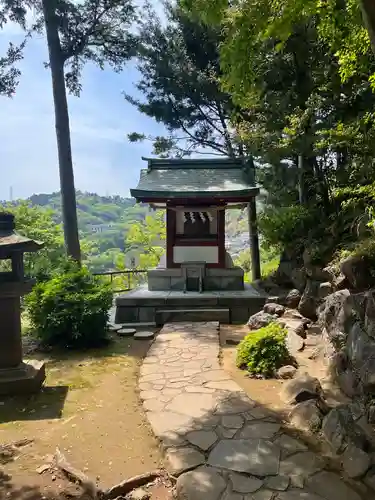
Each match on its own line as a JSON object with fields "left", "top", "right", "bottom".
{"left": 131, "top": 157, "right": 259, "bottom": 200}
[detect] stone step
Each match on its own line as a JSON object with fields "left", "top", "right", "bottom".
{"left": 119, "top": 322, "right": 156, "bottom": 328}
{"left": 155, "top": 308, "right": 230, "bottom": 325}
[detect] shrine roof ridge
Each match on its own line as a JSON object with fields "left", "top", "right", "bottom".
{"left": 141, "top": 156, "right": 252, "bottom": 170}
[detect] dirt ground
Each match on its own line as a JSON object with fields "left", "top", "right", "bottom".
{"left": 0, "top": 334, "right": 173, "bottom": 500}
{"left": 220, "top": 324, "right": 343, "bottom": 420}
{"left": 220, "top": 324, "right": 285, "bottom": 410}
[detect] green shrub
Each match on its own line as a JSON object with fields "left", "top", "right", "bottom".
{"left": 258, "top": 205, "right": 316, "bottom": 251}
{"left": 236, "top": 322, "right": 290, "bottom": 378}
{"left": 26, "top": 263, "right": 113, "bottom": 349}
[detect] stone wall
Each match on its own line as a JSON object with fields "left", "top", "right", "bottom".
{"left": 319, "top": 289, "right": 375, "bottom": 398}
{"left": 255, "top": 249, "right": 375, "bottom": 482}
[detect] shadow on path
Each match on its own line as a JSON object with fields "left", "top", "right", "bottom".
{"left": 139, "top": 322, "right": 375, "bottom": 500}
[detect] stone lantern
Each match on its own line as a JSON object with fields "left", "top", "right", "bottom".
{"left": 0, "top": 212, "right": 45, "bottom": 395}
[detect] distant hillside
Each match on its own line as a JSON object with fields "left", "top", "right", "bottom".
{"left": 6, "top": 192, "right": 251, "bottom": 271}
{"left": 26, "top": 191, "right": 150, "bottom": 254}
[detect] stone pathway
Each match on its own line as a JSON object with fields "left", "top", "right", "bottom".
{"left": 139, "top": 322, "right": 368, "bottom": 500}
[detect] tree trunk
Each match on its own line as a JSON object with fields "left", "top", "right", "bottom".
{"left": 360, "top": 0, "right": 375, "bottom": 55}
{"left": 247, "top": 199, "right": 261, "bottom": 281}
{"left": 298, "top": 154, "right": 309, "bottom": 205}
{"left": 42, "top": 0, "right": 81, "bottom": 262}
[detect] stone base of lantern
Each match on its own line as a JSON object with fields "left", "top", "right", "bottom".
{"left": 0, "top": 360, "right": 45, "bottom": 396}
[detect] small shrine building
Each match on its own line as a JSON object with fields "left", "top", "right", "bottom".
{"left": 115, "top": 157, "right": 266, "bottom": 325}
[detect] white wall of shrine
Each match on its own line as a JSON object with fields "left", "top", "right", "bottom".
{"left": 173, "top": 246, "right": 219, "bottom": 264}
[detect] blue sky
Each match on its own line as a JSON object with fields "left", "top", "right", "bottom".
{"left": 0, "top": 1, "right": 168, "bottom": 200}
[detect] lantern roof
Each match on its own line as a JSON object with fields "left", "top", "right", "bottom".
{"left": 131, "top": 157, "right": 259, "bottom": 203}
{"left": 0, "top": 212, "right": 44, "bottom": 258}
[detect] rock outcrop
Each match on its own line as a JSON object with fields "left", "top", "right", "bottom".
{"left": 251, "top": 243, "right": 375, "bottom": 484}
{"left": 318, "top": 289, "right": 375, "bottom": 396}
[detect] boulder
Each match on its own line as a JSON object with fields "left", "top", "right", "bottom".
{"left": 298, "top": 280, "right": 320, "bottom": 319}
{"left": 290, "top": 320, "right": 306, "bottom": 339}
{"left": 306, "top": 323, "right": 322, "bottom": 336}
{"left": 364, "top": 290, "right": 375, "bottom": 339}
{"left": 346, "top": 322, "right": 375, "bottom": 393}
{"left": 281, "top": 373, "right": 323, "bottom": 405}
{"left": 318, "top": 289, "right": 351, "bottom": 343}
{"left": 321, "top": 406, "right": 352, "bottom": 454}
{"left": 247, "top": 311, "right": 276, "bottom": 330}
{"left": 368, "top": 405, "right": 375, "bottom": 424}
{"left": 266, "top": 296, "right": 281, "bottom": 304}
{"left": 281, "top": 312, "right": 308, "bottom": 338}
{"left": 341, "top": 444, "right": 371, "bottom": 479}
{"left": 274, "top": 249, "right": 305, "bottom": 290}
{"left": 290, "top": 268, "right": 307, "bottom": 292}
{"left": 263, "top": 302, "right": 285, "bottom": 316}
{"left": 323, "top": 266, "right": 336, "bottom": 281}
{"left": 335, "top": 274, "right": 350, "bottom": 291}
{"left": 322, "top": 405, "right": 368, "bottom": 454}
{"left": 285, "top": 289, "right": 301, "bottom": 309}
{"left": 126, "top": 489, "right": 150, "bottom": 500}
{"left": 289, "top": 400, "right": 323, "bottom": 433}
{"left": 365, "top": 470, "right": 375, "bottom": 492}
{"left": 277, "top": 365, "right": 297, "bottom": 380}
{"left": 355, "top": 415, "right": 375, "bottom": 448}
{"left": 319, "top": 282, "right": 334, "bottom": 299}
{"left": 347, "top": 401, "right": 366, "bottom": 422}
{"left": 288, "top": 310, "right": 311, "bottom": 324}
{"left": 336, "top": 370, "right": 357, "bottom": 398}
{"left": 305, "top": 265, "right": 334, "bottom": 283}
{"left": 340, "top": 254, "right": 375, "bottom": 290}
{"left": 302, "top": 248, "right": 313, "bottom": 267}
{"left": 286, "top": 330, "right": 305, "bottom": 356}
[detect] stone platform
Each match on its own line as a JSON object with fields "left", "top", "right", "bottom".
{"left": 139, "top": 322, "right": 368, "bottom": 500}
{"left": 115, "top": 285, "right": 266, "bottom": 325}
{"left": 148, "top": 267, "right": 245, "bottom": 292}
{"left": 0, "top": 360, "right": 45, "bottom": 395}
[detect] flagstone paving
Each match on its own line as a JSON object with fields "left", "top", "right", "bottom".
{"left": 138, "top": 322, "right": 367, "bottom": 500}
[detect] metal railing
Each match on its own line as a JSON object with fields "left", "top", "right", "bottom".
{"left": 92, "top": 269, "right": 148, "bottom": 293}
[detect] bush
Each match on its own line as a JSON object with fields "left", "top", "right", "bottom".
{"left": 258, "top": 205, "right": 315, "bottom": 251}
{"left": 236, "top": 322, "right": 290, "bottom": 378}
{"left": 26, "top": 263, "right": 113, "bottom": 349}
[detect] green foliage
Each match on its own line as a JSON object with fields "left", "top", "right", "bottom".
{"left": 351, "top": 238, "right": 375, "bottom": 264}
{"left": 235, "top": 245, "right": 280, "bottom": 282}
{"left": 8, "top": 192, "right": 150, "bottom": 273}
{"left": 258, "top": 206, "right": 315, "bottom": 251}
{"left": 26, "top": 262, "right": 113, "bottom": 349}
{"left": 124, "top": 210, "right": 166, "bottom": 269}
{"left": 261, "top": 255, "right": 280, "bottom": 280}
{"left": 236, "top": 323, "right": 289, "bottom": 378}
{"left": 180, "top": 0, "right": 375, "bottom": 225}
{"left": 332, "top": 237, "right": 375, "bottom": 275}
{"left": 0, "top": 202, "right": 66, "bottom": 280}
{"left": 181, "top": 0, "right": 374, "bottom": 94}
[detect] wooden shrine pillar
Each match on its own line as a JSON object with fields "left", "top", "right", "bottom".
{"left": 248, "top": 198, "right": 261, "bottom": 281}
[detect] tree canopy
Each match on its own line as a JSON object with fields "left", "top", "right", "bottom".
{"left": 180, "top": 0, "right": 375, "bottom": 100}
{"left": 126, "top": 2, "right": 243, "bottom": 157}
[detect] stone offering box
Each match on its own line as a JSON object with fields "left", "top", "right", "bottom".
{"left": 0, "top": 212, "right": 45, "bottom": 395}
